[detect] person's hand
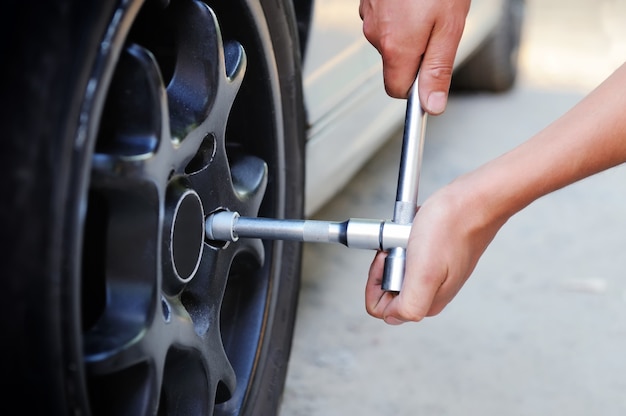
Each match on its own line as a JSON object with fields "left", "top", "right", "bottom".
{"left": 365, "top": 182, "right": 506, "bottom": 324}
{"left": 359, "top": 0, "right": 470, "bottom": 114}
{"left": 365, "top": 63, "right": 626, "bottom": 324}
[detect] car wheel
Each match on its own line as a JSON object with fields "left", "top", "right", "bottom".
{"left": 0, "top": 0, "right": 304, "bottom": 414}
{"left": 451, "top": 0, "right": 525, "bottom": 92}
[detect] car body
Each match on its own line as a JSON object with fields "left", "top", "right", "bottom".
{"left": 304, "top": 0, "right": 521, "bottom": 214}
{"left": 0, "top": 0, "right": 522, "bottom": 414}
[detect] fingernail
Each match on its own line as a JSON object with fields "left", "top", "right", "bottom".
{"left": 384, "top": 317, "right": 405, "bottom": 326}
{"left": 427, "top": 91, "right": 447, "bottom": 115}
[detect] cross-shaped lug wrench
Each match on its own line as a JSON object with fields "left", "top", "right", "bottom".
{"left": 205, "top": 78, "right": 427, "bottom": 293}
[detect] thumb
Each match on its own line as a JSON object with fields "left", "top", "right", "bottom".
{"left": 417, "top": 20, "right": 466, "bottom": 115}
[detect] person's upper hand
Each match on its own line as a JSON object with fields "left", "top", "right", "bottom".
{"left": 359, "top": 0, "right": 470, "bottom": 115}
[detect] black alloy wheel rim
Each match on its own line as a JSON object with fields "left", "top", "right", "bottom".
{"left": 76, "top": 0, "right": 287, "bottom": 414}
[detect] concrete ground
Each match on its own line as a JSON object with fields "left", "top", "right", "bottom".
{"left": 280, "top": 0, "right": 626, "bottom": 415}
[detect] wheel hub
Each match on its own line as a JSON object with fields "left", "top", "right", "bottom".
{"left": 75, "top": 0, "right": 300, "bottom": 413}
{"left": 164, "top": 181, "right": 204, "bottom": 292}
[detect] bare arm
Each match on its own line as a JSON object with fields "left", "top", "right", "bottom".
{"left": 366, "top": 62, "right": 626, "bottom": 324}
{"left": 359, "top": 0, "right": 470, "bottom": 114}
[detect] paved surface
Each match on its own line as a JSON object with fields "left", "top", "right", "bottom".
{"left": 280, "top": 1, "right": 626, "bottom": 415}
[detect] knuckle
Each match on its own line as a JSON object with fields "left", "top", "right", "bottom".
{"left": 383, "top": 82, "right": 404, "bottom": 99}
{"left": 361, "top": 22, "right": 376, "bottom": 44}
{"left": 382, "top": 66, "right": 410, "bottom": 98}
{"left": 426, "top": 299, "right": 447, "bottom": 317}
{"left": 377, "top": 35, "right": 402, "bottom": 59}
{"left": 395, "top": 302, "right": 426, "bottom": 323}
{"left": 365, "top": 296, "right": 387, "bottom": 319}
{"left": 367, "top": 308, "right": 382, "bottom": 320}
{"left": 424, "top": 62, "right": 454, "bottom": 83}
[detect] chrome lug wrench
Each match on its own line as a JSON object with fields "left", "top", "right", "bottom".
{"left": 382, "top": 79, "right": 427, "bottom": 292}
{"left": 205, "top": 78, "right": 426, "bottom": 292}
{"left": 206, "top": 211, "right": 411, "bottom": 250}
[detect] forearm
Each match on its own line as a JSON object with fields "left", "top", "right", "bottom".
{"left": 366, "top": 63, "right": 626, "bottom": 324}
{"left": 456, "top": 62, "right": 626, "bottom": 226}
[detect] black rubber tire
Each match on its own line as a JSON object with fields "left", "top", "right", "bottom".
{"left": 0, "top": 0, "right": 304, "bottom": 414}
{"left": 451, "top": 0, "right": 525, "bottom": 92}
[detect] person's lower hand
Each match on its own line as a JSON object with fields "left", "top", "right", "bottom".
{"left": 365, "top": 182, "right": 505, "bottom": 324}
{"left": 359, "top": 0, "right": 470, "bottom": 114}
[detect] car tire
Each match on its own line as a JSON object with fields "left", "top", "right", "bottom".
{"left": 451, "top": 0, "right": 525, "bottom": 92}
{"left": 0, "top": 0, "right": 304, "bottom": 414}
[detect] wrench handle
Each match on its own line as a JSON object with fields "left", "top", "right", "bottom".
{"left": 382, "top": 78, "right": 428, "bottom": 292}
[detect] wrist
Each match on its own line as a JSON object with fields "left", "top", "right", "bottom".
{"left": 436, "top": 168, "right": 519, "bottom": 240}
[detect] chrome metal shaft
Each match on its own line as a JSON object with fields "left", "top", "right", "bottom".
{"left": 205, "top": 211, "right": 410, "bottom": 250}
{"left": 382, "top": 78, "right": 427, "bottom": 292}
{"left": 206, "top": 79, "right": 426, "bottom": 292}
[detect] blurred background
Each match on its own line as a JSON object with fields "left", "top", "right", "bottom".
{"left": 280, "top": 0, "right": 626, "bottom": 415}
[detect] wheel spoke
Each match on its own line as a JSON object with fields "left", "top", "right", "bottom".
{"left": 91, "top": 42, "right": 171, "bottom": 188}
{"left": 161, "top": 294, "right": 237, "bottom": 410}
{"left": 85, "top": 356, "right": 160, "bottom": 416}
{"left": 229, "top": 154, "right": 268, "bottom": 215}
{"left": 82, "top": 187, "right": 160, "bottom": 358}
{"left": 167, "top": 0, "right": 246, "bottom": 142}
{"left": 95, "top": 44, "right": 165, "bottom": 157}
{"left": 180, "top": 245, "right": 240, "bottom": 400}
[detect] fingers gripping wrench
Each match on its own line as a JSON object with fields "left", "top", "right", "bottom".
{"left": 205, "top": 80, "right": 427, "bottom": 292}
